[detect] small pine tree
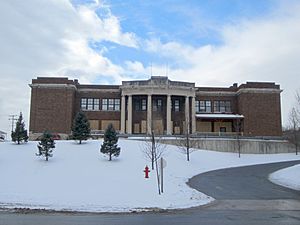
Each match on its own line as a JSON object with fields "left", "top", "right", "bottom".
{"left": 11, "top": 112, "right": 28, "bottom": 144}
{"left": 71, "top": 111, "right": 91, "bottom": 144}
{"left": 36, "top": 131, "right": 55, "bottom": 161}
{"left": 100, "top": 123, "right": 120, "bottom": 161}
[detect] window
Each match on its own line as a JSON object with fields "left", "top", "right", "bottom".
{"left": 94, "top": 99, "right": 99, "bottom": 110}
{"left": 102, "top": 99, "right": 120, "bottom": 111}
{"left": 115, "top": 99, "right": 120, "bottom": 111}
{"left": 157, "top": 99, "right": 162, "bottom": 111}
{"left": 195, "top": 100, "right": 211, "bottom": 113}
{"left": 174, "top": 100, "right": 180, "bottom": 112}
{"left": 220, "top": 127, "right": 226, "bottom": 132}
{"left": 134, "top": 98, "right": 147, "bottom": 111}
{"left": 153, "top": 99, "right": 163, "bottom": 111}
{"left": 81, "top": 98, "right": 87, "bottom": 110}
{"left": 102, "top": 99, "right": 108, "bottom": 111}
{"left": 214, "top": 101, "right": 231, "bottom": 113}
{"left": 108, "top": 99, "right": 114, "bottom": 111}
{"left": 141, "top": 99, "right": 147, "bottom": 111}
{"left": 81, "top": 98, "right": 100, "bottom": 111}
{"left": 87, "top": 98, "right": 93, "bottom": 110}
{"left": 200, "top": 101, "right": 205, "bottom": 112}
{"left": 134, "top": 100, "right": 140, "bottom": 111}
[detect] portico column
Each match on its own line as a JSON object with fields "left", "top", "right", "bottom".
{"left": 191, "top": 96, "right": 196, "bottom": 134}
{"left": 120, "top": 95, "right": 126, "bottom": 133}
{"left": 127, "top": 95, "right": 132, "bottom": 134}
{"left": 185, "top": 96, "right": 190, "bottom": 134}
{"left": 166, "top": 94, "right": 172, "bottom": 135}
{"left": 147, "top": 94, "right": 152, "bottom": 134}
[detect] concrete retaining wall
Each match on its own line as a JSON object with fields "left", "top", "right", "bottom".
{"left": 161, "top": 138, "right": 296, "bottom": 154}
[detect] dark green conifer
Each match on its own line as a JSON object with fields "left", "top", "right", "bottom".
{"left": 11, "top": 112, "right": 28, "bottom": 144}
{"left": 71, "top": 111, "right": 91, "bottom": 144}
{"left": 36, "top": 131, "right": 55, "bottom": 161}
{"left": 100, "top": 124, "right": 120, "bottom": 161}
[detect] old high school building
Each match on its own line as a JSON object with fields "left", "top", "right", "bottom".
{"left": 29, "top": 76, "right": 282, "bottom": 139}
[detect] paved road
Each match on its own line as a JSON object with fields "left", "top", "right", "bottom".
{"left": 188, "top": 160, "right": 300, "bottom": 200}
{"left": 1, "top": 160, "right": 300, "bottom": 225}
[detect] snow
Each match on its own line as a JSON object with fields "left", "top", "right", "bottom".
{"left": 269, "top": 164, "right": 300, "bottom": 191}
{"left": 0, "top": 139, "right": 299, "bottom": 212}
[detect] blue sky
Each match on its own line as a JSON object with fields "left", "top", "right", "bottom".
{"left": 79, "top": 0, "right": 276, "bottom": 68}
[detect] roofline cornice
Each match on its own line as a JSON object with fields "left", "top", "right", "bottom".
{"left": 29, "top": 83, "right": 77, "bottom": 90}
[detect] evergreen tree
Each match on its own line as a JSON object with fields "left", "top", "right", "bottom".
{"left": 100, "top": 123, "right": 121, "bottom": 161}
{"left": 71, "top": 111, "right": 91, "bottom": 144}
{"left": 11, "top": 112, "right": 28, "bottom": 144}
{"left": 36, "top": 131, "right": 55, "bottom": 161}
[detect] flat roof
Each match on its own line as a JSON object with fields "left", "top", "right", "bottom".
{"left": 196, "top": 114, "right": 244, "bottom": 119}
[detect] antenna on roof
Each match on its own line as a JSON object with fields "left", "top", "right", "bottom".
{"left": 150, "top": 61, "right": 153, "bottom": 77}
{"left": 165, "top": 61, "right": 169, "bottom": 77}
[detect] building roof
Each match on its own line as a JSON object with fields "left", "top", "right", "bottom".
{"left": 196, "top": 114, "right": 244, "bottom": 119}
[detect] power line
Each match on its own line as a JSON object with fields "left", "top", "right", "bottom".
{"left": 8, "top": 114, "right": 18, "bottom": 133}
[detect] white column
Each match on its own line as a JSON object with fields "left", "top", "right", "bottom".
{"left": 147, "top": 94, "right": 152, "bottom": 134}
{"left": 166, "top": 94, "right": 172, "bottom": 135}
{"left": 120, "top": 95, "right": 126, "bottom": 133}
{"left": 127, "top": 95, "right": 132, "bottom": 134}
{"left": 191, "top": 96, "right": 196, "bottom": 134}
{"left": 185, "top": 96, "right": 190, "bottom": 134}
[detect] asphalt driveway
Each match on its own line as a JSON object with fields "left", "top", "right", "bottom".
{"left": 187, "top": 160, "right": 300, "bottom": 200}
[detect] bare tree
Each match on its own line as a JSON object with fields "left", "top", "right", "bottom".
{"left": 141, "top": 131, "right": 166, "bottom": 194}
{"left": 176, "top": 123, "right": 197, "bottom": 161}
{"left": 287, "top": 107, "right": 300, "bottom": 155}
{"left": 234, "top": 118, "right": 243, "bottom": 158}
{"left": 296, "top": 90, "right": 300, "bottom": 116}
{"left": 142, "top": 132, "right": 166, "bottom": 170}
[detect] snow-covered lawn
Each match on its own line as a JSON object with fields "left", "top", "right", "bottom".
{"left": 269, "top": 164, "right": 300, "bottom": 191}
{"left": 0, "top": 139, "right": 299, "bottom": 212}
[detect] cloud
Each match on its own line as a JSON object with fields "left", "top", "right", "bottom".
{"left": 0, "top": 0, "right": 137, "bottom": 133}
{"left": 1, "top": 0, "right": 299, "bottom": 135}
{"left": 143, "top": 2, "right": 300, "bottom": 125}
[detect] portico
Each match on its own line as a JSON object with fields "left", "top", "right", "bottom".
{"left": 120, "top": 76, "right": 196, "bottom": 135}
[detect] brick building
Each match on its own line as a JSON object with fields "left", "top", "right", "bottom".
{"left": 29, "top": 76, "right": 282, "bottom": 139}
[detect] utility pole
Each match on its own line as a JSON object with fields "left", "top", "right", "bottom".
{"left": 8, "top": 114, "right": 18, "bottom": 133}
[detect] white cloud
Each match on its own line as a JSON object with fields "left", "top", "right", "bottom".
{"left": 143, "top": 2, "right": 300, "bottom": 125}
{"left": 124, "top": 61, "right": 146, "bottom": 74}
{"left": 0, "top": 0, "right": 137, "bottom": 133}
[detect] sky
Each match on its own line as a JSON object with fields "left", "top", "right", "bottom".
{"left": 0, "top": 0, "right": 300, "bottom": 134}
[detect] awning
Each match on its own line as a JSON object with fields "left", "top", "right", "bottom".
{"left": 196, "top": 114, "right": 244, "bottom": 119}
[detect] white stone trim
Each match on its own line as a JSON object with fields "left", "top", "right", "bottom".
{"left": 121, "top": 87, "right": 195, "bottom": 98}
{"left": 236, "top": 88, "right": 282, "bottom": 95}
{"left": 147, "top": 95, "right": 152, "bottom": 134}
{"left": 127, "top": 95, "right": 132, "bottom": 134}
{"left": 120, "top": 95, "right": 126, "bottom": 133}
{"left": 78, "top": 88, "right": 120, "bottom": 93}
{"left": 166, "top": 95, "right": 172, "bottom": 135}
{"left": 196, "top": 91, "right": 236, "bottom": 96}
{"left": 196, "top": 114, "right": 244, "bottom": 119}
{"left": 29, "top": 83, "right": 77, "bottom": 90}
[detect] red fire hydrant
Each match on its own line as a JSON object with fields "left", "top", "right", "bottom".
{"left": 144, "top": 166, "right": 150, "bottom": 178}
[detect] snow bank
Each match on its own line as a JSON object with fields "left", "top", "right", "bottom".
{"left": 269, "top": 164, "right": 300, "bottom": 191}
{"left": 0, "top": 139, "right": 299, "bottom": 212}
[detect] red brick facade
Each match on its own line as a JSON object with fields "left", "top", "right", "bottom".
{"left": 29, "top": 77, "right": 282, "bottom": 138}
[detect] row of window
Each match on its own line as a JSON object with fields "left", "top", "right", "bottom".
{"left": 195, "top": 100, "right": 231, "bottom": 113}
{"left": 80, "top": 98, "right": 232, "bottom": 113}
{"left": 134, "top": 99, "right": 180, "bottom": 112}
{"left": 81, "top": 98, "right": 120, "bottom": 111}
